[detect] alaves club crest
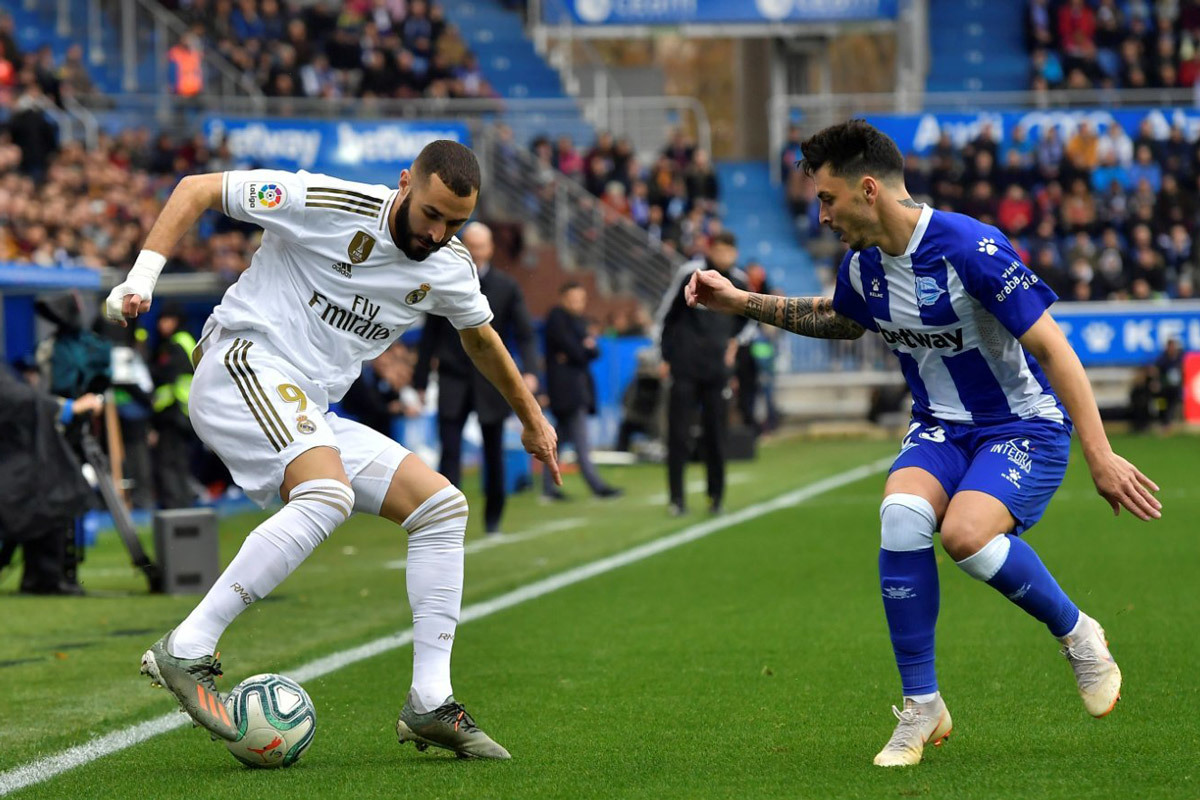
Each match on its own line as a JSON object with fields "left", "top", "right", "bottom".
{"left": 915, "top": 276, "right": 945, "bottom": 307}
{"left": 405, "top": 283, "right": 431, "bottom": 305}
{"left": 347, "top": 231, "right": 376, "bottom": 264}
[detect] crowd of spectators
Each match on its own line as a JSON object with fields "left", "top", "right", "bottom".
{"left": 0, "top": 117, "right": 262, "bottom": 276}
{"left": 1027, "top": 0, "right": 1200, "bottom": 91}
{"left": 0, "top": 12, "right": 94, "bottom": 110}
{"left": 160, "top": 0, "right": 496, "bottom": 101}
{"left": 783, "top": 119, "right": 1197, "bottom": 302}
{"left": 527, "top": 127, "right": 725, "bottom": 261}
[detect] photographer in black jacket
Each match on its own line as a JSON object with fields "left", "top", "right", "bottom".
{"left": 0, "top": 363, "right": 100, "bottom": 594}
{"left": 656, "top": 231, "right": 748, "bottom": 515}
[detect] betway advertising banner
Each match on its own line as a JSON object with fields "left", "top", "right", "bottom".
{"left": 544, "top": 0, "right": 898, "bottom": 26}
{"left": 861, "top": 107, "right": 1200, "bottom": 155}
{"left": 1052, "top": 302, "right": 1200, "bottom": 366}
{"left": 203, "top": 117, "right": 471, "bottom": 184}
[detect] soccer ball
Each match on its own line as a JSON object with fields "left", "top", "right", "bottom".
{"left": 223, "top": 673, "right": 316, "bottom": 768}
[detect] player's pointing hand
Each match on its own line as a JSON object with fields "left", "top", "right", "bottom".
{"left": 523, "top": 414, "right": 562, "bottom": 486}
{"left": 685, "top": 269, "right": 744, "bottom": 314}
{"left": 1089, "top": 451, "right": 1161, "bottom": 521}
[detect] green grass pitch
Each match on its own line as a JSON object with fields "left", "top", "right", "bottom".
{"left": 1, "top": 433, "right": 1197, "bottom": 799}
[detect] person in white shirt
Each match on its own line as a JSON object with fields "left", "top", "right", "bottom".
{"left": 105, "top": 140, "right": 558, "bottom": 759}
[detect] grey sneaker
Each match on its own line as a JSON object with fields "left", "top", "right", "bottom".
{"left": 396, "top": 691, "right": 511, "bottom": 759}
{"left": 139, "top": 630, "right": 238, "bottom": 741}
{"left": 873, "top": 695, "right": 953, "bottom": 767}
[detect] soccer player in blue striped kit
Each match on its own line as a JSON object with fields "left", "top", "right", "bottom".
{"left": 686, "top": 120, "right": 1162, "bottom": 767}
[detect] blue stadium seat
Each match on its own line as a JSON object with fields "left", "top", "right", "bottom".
{"left": 926, "top": 0, "right": 1028, "bottom": 92}
{"left": 716, "top": 162, "right": 819, "bottom": 296}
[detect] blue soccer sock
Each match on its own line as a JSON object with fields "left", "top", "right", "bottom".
{"left": 880, "top": 548, "right": 941, "bottom": 696}
{"left": 878, "top": 494, "right": 941, "bottom": 697}
{"left": 956, "top": 534, "right": 1080, "bottom": 638}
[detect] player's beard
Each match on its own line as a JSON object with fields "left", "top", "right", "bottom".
{"left": 393, "top": 194, "right": 444, "bottom": 261}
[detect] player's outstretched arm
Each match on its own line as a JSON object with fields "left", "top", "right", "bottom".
{"left": 459, "top": 323, "right": 561, "bottom": 485}
{"left": 1020, "top": 311, "right": 1162, "bottom": 521}
{"left": 104, "top": 173, "right": 225, "bottom": 327}
{"left": 685, "top": 269, "right": 865, "bottom": 340}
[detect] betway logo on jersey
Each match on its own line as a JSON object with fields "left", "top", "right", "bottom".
{"left": 308, "top": 291, "right": 390, "bottom": 340}
{"left": 879, "top": 326, "right": 965, "bottom": 352}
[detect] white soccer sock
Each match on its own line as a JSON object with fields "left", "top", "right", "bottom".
{"left": 905, "top": 691, "right": 939, "bottom": 705}
{"left": 170, "top": 479, "right": 354, "bottom": 659}
{"left": 403, "top": 485, "right": 468, "bottom": 713}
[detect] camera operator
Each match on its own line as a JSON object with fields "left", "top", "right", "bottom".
{"left": 0, "top": 363, "right": 101, "bottom": 594}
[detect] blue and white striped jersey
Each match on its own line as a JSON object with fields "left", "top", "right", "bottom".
{"left": 832, "top": 206, "right": 1069, "bottom": 427}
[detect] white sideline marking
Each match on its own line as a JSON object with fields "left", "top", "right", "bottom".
{"left": 0, "top": 457, "right": 891, "bottom": 796}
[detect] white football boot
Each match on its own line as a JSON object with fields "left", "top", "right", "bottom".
{"left": 873, "top": 694, "right": 953, "bottom": 767}
{"left": 1059, "top": 612, "right": 1122, "bottom": 717}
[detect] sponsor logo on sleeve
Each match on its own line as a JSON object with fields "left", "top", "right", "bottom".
{"left": 994, "top": 261, "right": 1040, "bottom": 303}
{"left": 247, "top": 182, "right": 286, "bottom": 211}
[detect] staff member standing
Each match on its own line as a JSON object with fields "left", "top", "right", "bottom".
{"left": 656, "top": 231, "right": 747, "bottom": 515}
{"left": 413, "top": 222, "right": 539, "bottom": 535}
{"left": 542, "top": 282, "right": 622, "bottom": 501}
{"left": 151, "top": 304, "right": 196, "bottom": 509}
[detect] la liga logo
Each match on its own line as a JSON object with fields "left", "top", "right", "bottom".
{"left": 257, "top": 183, "right": 285, "bottom": 208}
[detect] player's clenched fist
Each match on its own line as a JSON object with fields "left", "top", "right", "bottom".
{"left": 105, "top": 250, "right": 166, "bottom": 326}
{"left": 105, "top": 287, "right": 152, "bottom": 327}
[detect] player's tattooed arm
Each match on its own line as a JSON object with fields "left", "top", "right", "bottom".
{"left": 742, "top": 294, "right": 865, "bottom": 340}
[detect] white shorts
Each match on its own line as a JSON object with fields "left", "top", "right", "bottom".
{"left": 189, "top": 326, "right": 411, "bottom": 511}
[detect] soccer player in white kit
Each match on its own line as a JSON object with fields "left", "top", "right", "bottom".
{"left": 104, "top": 140, "right": 559, "bottom": 759}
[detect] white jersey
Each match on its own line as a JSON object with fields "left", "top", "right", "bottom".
{"left": 206, "top": 169, "right": 493, "bottom": 404}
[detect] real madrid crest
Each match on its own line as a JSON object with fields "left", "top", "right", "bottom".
{"left": 405, "top": 283, "right": 431, "bottom": 305}
{"left": 296, "top": 414, "right": 317, "bottom": 435}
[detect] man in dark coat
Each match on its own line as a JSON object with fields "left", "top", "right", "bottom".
{"left": 0, "top": 363, "right": 100, "bottom": 594}
{"left": 413, "top": 222, "right": 539, "bottom": 534}
{"left": 542, "top": 281, "right": 619, "bottom": 501}
{"left": 541, "top": 282, "right": 621, "bottom": 501}
{"left": 655, "top": 231, "right": 748, "bottom": 515}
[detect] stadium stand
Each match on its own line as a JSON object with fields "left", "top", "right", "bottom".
{"left": 781, "top": 117, "right": 1197, "bottom": 303}
{"left": 1028, "top": 0, "right": 1200, "bottom": 90}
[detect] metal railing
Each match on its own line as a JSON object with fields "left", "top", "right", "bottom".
{"left": 477, "top": 124, "right": 684, "bottom": 308}
{"left": 768, "top": 86, "right": 1200, "bottom": 184}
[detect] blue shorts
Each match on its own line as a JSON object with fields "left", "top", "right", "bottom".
{"left": 889, "top": 414, "right": 1072, "bottom": 534}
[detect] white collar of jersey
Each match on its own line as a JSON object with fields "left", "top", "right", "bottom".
{"left": 884, "top": 204, "right": 933, "bottom": 261}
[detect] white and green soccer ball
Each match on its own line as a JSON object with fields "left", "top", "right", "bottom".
{"left": 223, "top": 673, "right": 316, "bottom": 768}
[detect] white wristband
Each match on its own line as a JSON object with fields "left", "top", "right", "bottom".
{"left": 129, "top": 249, "right": 167, "bottom": 288}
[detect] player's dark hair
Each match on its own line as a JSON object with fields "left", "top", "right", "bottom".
{"left": 413, "top": 140, "right": 481, "bottom": 197}
{"left": 798, "top": 120, "right": 904, "bottom": 181}
{"left": 711, "top": 231, "right": 737, "bottom": 248}
{"left": 560, "top": 280, "right": 583, "bottom": 294}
